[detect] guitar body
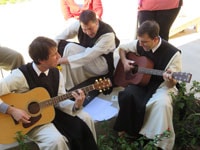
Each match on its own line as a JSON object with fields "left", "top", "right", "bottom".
{"left": 0, "top": 87, "right": 54, "bottom": 144}
{"left": 0, "top": 78, "right": 112, "bottom": 144}
{"left": 114, "top": 52, "right": 154, "bottom": 87}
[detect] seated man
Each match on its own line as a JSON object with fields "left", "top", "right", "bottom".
{"left": 55, "top": 10, "right": 120, "bottom": 92}
{"left": 113, "top": 20, "right": 182, "bottom": 150}
{"left": 0, "top": 45, "right": 25, "bottom": 71}
{"left": 0, "top": 36, "right": 97, "bottom": 150}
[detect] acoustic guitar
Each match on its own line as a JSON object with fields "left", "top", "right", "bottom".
{"left": 0, "top": 78, "right": 111, "bottom": 144}
{"left": 114, "top": 52, "right": 192, "bottom": 87}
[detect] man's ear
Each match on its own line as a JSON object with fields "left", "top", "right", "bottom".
{"left": 153, "top": 36, "right": 159, "bottom": 42}
{"left": 38, "top": 59, "right": 43, "bottom": 65}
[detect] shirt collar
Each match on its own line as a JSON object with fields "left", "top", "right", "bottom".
{"left": 151, "top": 36, "right": 162, "bottom": 53}
{"left": 32, "top": 63, "right": 49, "bottom": 76}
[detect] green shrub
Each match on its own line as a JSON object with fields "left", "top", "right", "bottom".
{"left": 172, "top": 81, "right": 200, "bottom": 149}
{"left": 97, "top": 81, "right": 200, "bottom": 150}
{"left": 97, "top": 121, "right": 171, "bottom": 150}
{"left": 15, "top": 131, "right": 29, "bottom": 150}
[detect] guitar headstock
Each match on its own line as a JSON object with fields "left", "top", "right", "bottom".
{"left": 172, "top": 72, "right": 192, "bottom": 83}
{"left": 94, "top": 78, "right": 112, "bottom": 92}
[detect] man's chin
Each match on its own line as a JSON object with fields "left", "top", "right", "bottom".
{"left": 89, "top": 34, "right": 96, "bottom": 38}
{"left": 143, "top": 47, "right": 151, "bottom": 51}
{"left": 52, "top": 64, "right": 58, "bottom": 68}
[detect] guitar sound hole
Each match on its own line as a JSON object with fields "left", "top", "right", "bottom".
{"left": 131, "top": 65, "right": 138, "bottom": 74}
{"left": 28, "top": 102, "right": 40, "bottom": 114}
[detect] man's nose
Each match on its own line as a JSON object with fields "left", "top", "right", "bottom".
{"left": 57, "top": 52, "right": 61, "bottom": 59}
{"left": 86, "top": 30, "right": 92, "bottom": 35}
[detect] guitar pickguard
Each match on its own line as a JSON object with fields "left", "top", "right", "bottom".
{"left": 23, "top": 114, "right": 42, "bottom": 128}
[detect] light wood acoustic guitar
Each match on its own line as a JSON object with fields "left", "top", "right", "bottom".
{"left": 114, "top": 52, "right": 192, "bottom": 87}
{"left": 0, "top": 78, "right": 111, "bottom": 144}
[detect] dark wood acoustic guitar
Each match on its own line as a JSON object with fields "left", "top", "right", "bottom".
{"left": 114, "top": 52, "right": 192, "bottom": 87}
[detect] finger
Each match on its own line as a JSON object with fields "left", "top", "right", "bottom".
{"left": 72, "top": 91, "right": 78, "bottom": 97}
{"left": 77, "top": 89, "right": 85, "bottom": 99}
{"left": 72, "top": 92, "right": 82, "bottom": 104}
{"left": 167, "top": 74, "right": 172, "bottom": 80}
{"left": 21, "top": 118, "right": 31, "bottom": 124}
{"left": 163, "top": 73, "right": 169, "bottom": 81}
{"left": 166, "top": 69, "right": 172, "bottom": 74}
{"left": 24, "top": 114, "right": 31, "bottom": 121}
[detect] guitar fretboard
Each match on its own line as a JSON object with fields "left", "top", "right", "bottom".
{"left": 137, "top": 67, "right": 192, "bottom": 83}
{"left": 138, "top": 67, "right": 164, "bottom": 76}
{"left": 39, "top": 84, "right": 95, "bottom": 108}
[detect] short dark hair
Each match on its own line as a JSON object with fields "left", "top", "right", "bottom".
{"left": 79, "top": 10, "right": 97, "bottom": 24}
{"left": 137, "top": 20, "right": 160, "bottom": 39}
{"left": 29, "top": 36, "right": 57, "bottom": 64}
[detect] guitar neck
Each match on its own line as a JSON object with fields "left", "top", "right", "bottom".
{"left": 137, "top": 67, "right": 192, "bottom": 83}
{"left": 39, "top": 84, "right": 95, "bottom": 108}
{"left": 138, "top": 67, "right": 164, "bottom": 76}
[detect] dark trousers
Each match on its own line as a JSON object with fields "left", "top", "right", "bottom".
{"left": 114, "top": 85, "right": 148, "bottom": 136}
{"left": 138, "top": 7, "right": 181, "bottom": 41}
{"left": 53, "top": 108, "right": 98, "bottom": 150}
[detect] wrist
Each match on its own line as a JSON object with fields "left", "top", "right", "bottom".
{"left": 6, "top": 106, "right": 14, "bottom": 115}
{"left": 72, "top": 104, "right": 80, "bottom": 112}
